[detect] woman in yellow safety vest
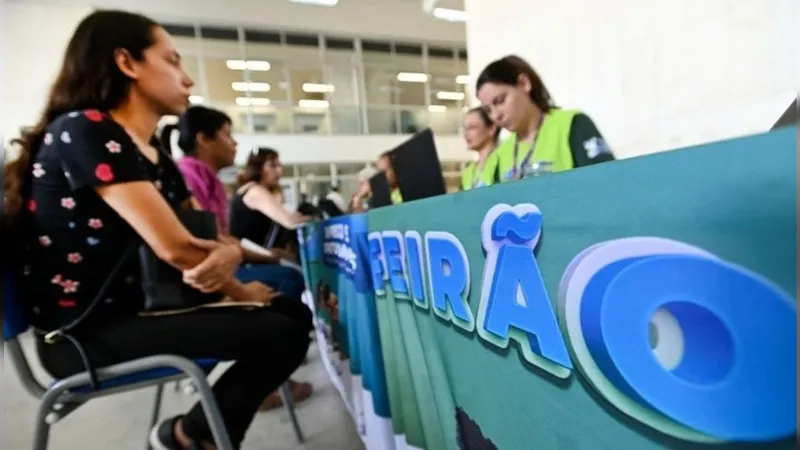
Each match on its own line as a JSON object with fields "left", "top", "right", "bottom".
{"left": 376, "top": 151, "right": 403, "bottom": 204}
{"left": 476, "top": 55, "right": 615, "bottom": 181}
{"left": 460, "top": 107, "right": 501, "bottom": 190}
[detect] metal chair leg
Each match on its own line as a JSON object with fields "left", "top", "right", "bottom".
{"left": 32, "top": 387, "right": 66, "bottom": 450}
{"left": 145, "top": 384, "right": 164, "bottom": 450}
{"left": 185, "top": 373, "right": 233, "bottom": 450}
{"left": 278, "top": 383, "right": 304, "bottom": 443}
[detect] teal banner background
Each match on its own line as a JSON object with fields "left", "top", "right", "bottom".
{"left": 302, "top": 127, "right": 797, "bottom": 450}
{"left": 366, "top": 127, "right": 797, "bottom": 450}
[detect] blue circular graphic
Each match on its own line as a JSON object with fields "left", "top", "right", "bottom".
{"left": 599, "top": 255, "right": 797, "bottom": 441}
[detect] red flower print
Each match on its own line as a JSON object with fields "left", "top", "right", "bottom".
{"left": 27, "top": 199, "right": 37, "bottom": 212}
{"left": 61, "top": 197, "right": 76, "bottom": 209}
{"left": 51, "top": 274, "right": 63, "bottom": 285}
{"left": 67, "top": 252, "right": 83, "bottom": 264}
{"left": 95, "top": 163, "right": 114, "bottom": 182}
{"left": 32, "top": 163, "right": 45, "bottom": 178}
{"left": 58, "top": 299, "right": 77, "bottom": 308}
{"left": 39, "top": 235, "right": 52, "bottom": 247}
{"left": 84, "top": 110, "right": 104, "bottom": 122}
{"left": 105, "top": 140, "right": 122, "bottom": 153}
{"left": 88, "top": 218, "right": 103, "bottom": 229}
{"left": 43, "top": 133, "right": 53, "bottom": 145}
{"left": 61, "top": 279, "right": 79, "bottom": 294}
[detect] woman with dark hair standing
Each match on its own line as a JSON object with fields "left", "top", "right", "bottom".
{"left": 476, "top": 55, "right": 615, "bottom": 181}
{"left": 228, "top": 148, "right": 312, "bottom": 246}
{"left": 163, "top": 106, "right": 313, "bottom": 411}
{"left": 460, "top": 107, "right": 501, "bottom": 190}
{"left": 3, "top": 10, "right": 309, "bottom": 450}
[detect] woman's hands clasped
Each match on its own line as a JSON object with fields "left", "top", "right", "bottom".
{"left": 237, "top": 281, "right": 280, "bottom": 305}
{"left": 182, "top": 236, "right": 243, "bottom": 293}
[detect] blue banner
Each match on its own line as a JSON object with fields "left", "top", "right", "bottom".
{"left": 317, "top": 214, "right": 392, "bottom": 422}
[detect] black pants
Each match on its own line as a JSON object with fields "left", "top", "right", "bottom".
{"left": 37, "top": 297, "right": 312, "bottom": 448}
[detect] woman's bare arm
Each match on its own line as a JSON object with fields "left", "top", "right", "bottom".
{"left": 96, "top": 181, "right": 250, "bottom": 297}
{"left": 242, "top": 184, "right": 308, "bottom": 229}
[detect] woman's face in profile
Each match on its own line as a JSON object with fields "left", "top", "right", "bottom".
{"left": 477, "top": 79, "right": 530, "bottom": 133}
{"left": 130, "top": 26, "right": 195, "bottom": 116}
{"left": 463, "top": 112, "right": 494, "bottom": 150}
{"left": 260, "top": 157, "right": 283, "bottom": 187}
{"left": 206, "top": 122, "right": 237, "bottom": 169}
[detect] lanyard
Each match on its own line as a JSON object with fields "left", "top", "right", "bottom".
{"left": 511, "top": 113, "right": 545, "bottom": 179}
{"left": 470, "top": 161, "right": 484, "bottom": 189}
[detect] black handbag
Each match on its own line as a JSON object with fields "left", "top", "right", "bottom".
{"left": 139, "top": 209, "right": 222, "bottom": 312}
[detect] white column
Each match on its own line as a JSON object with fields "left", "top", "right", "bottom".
{"left": 464, "top": 0, "right": 799, "bottom": 158}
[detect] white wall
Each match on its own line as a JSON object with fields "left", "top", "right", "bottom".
{"left": 465, "top": 0, "right": 799, "bottom": 158}
{"left": 1, "top": 3, "right": 93, "bottom": 149}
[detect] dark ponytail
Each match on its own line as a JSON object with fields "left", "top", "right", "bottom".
{"left": 160, "top": 106, "right": 231, "bottom": 157}
{"left": 159, "top": 123, "right": 179, "bottom": 154}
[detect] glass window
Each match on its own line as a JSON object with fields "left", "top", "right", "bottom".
{"left": 197, "top": 26, "right": 248, "bottom": 132}
{"left": 324, "top": 36, "right": 363, "bottom": 134}
{"left": 283, "top": 33, "right": 328, "bottom": 134}
{"left": 243, "top": 29, "right": 292, "bottom": 133}
{"left": 297, "top": 163, "right": 332, "bottom": 177}
{"left": 394, "top": 43, "right": 426, "bottom": 107}
{"left": 362, "top": 40, "right": 397, "bottom": 107}
{"left": 428, "top": 47, "right": 463, "bottom": 109}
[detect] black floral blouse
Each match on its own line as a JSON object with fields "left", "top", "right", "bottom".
{"left": 21, "top": 110, "right": 190, "bottom": 330}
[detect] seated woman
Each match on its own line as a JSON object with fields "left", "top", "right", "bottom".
{"left": 229, "top": 148, "right": 312, "bottom": 248}
{"left": 3, "top": 10, "right": 310, "bottom": 450}
{"left": 162, "top": 107, "right": 304, "bottom": 300}
{"left": 163, "top": 106, "right": 312, "bottom": 410}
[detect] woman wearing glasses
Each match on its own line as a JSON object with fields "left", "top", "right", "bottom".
{"left": 460, "top": 107, "right": 501, "bottom": 190}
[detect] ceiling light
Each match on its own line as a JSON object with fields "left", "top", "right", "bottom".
{"left": 298, "top": 99, "right": 330, "bottom": 109}
{"left": 432, "top": 7, "right": 467, "bottom": 22}
{"left": 428, "top": 105, "right": 447, "bottom": 113}
{"left": 188, "top": 95, "right": 205, "bottom": 104}
{"left": 302, "top": 83, "right": 335, "bottom": 93}
{"left": 455, "top": 75, "right": 470, "bottom": 85}
{"left": 289, "top": 0, "right": 339, "bottom": 6}
{"left": 235, "top": 97, "right": 271, "bottom": 106}
{"left": 397, "top": 72, "right": 429, "bottom": 83}
{"left": 436, "top": 91, "right": 465, "bottom": 101}
{"left": 226, "top": 60, "right": 271, "bottom": 71}
{"left": 231, "top": 82, "right": 270, "bottom": 92}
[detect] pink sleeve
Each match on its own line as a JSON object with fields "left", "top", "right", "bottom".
{"left": 177, "top": 162, "right": 212, "bottom": 210}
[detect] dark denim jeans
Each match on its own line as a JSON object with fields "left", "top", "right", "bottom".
{"left": 236, "top": 263, "right": 305, "bottom": 300}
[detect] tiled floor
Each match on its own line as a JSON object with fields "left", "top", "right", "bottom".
{"left": 2, "top": 333, "right": 365, "bottom": 450}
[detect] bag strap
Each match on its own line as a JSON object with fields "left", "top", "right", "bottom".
{"left": 35, "top": 241, "right": 139, "bottom": 390}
